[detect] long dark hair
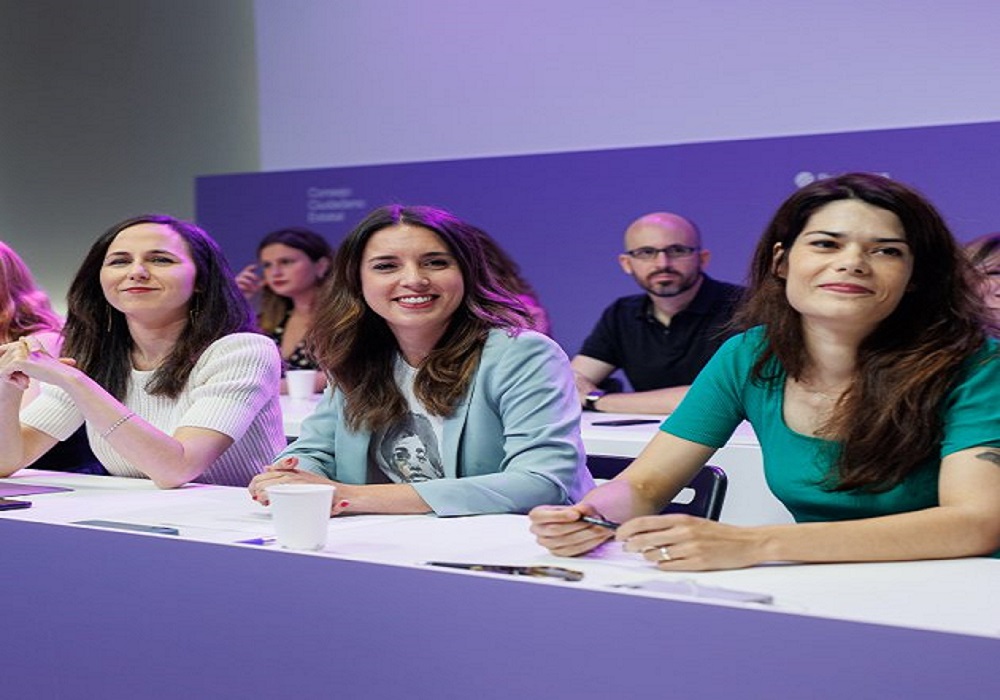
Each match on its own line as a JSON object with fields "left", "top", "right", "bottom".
{"left": 255, "top": 228, "right": 333, "bottom": 334}
{"left": 734, "top": 173, "right": 989, "bottom": 491}
{"left": 63, "top": 214, "right": 255, "bottom": 399}
{"left": 308, "top": 204, "right": 534, "bottom": 432}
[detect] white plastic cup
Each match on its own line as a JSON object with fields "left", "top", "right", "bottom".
{"left": 266, "top": 483, "right": 335, "bottom": 550}
{"left": 285, "top": 369, "right": 318, "bottom": 399}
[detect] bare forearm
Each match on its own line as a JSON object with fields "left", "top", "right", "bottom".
{"left": 593, "top": 386, "right": 689, "bottom": 415}
{"left": 756, "top": 507, "right": 1000, "bottom": 564}
{"left": 337, "top": 482, "right": 433, "bottom": 515}
{"left": 0, "top": 387, "right": 27, "bottom": 472}
{"left": 58, "top": 372, "right": 205, "bottom": 488}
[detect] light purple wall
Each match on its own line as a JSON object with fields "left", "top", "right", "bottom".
{"left": 253, "top": 1, "right": 1000, "bottom": 171}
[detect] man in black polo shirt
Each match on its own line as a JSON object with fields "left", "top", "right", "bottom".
{"left": 572, "top": 212, "right": 744, "bottom": 414}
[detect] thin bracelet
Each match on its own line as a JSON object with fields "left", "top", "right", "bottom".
{"left": 101, "top": 411, "right": 136, "bottom": 439}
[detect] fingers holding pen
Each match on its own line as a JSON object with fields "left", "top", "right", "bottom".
{"left": 529, "top": 503, "right": 616, "bottom": 557}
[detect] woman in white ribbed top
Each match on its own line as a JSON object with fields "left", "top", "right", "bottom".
{"left": 0, "top": 215, "right": 286, "bottom": 487}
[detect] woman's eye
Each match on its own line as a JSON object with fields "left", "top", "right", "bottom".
{"left": 423, "top": 258, "right": 451, "bottom": 269}
{"left": 809, "top": 240, "right": 838, "bottom": 249}
{"left": 150, "top": 256, "right": 175, "bottom": 264}
{"left": 873, "top": 247, "right": 904, "bottom": 257}
{"left": 371, "top": 262, "right": 398, "bottom": 272}
{"left": 105, "top": 258, "right": 129, "bottom": 266}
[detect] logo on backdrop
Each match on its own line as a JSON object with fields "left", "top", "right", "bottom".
{"left": 306, "top": 186, "right": 367, "bottom": 223}
{"left": 793, "top": 171, "right": 891, "bottom": 188}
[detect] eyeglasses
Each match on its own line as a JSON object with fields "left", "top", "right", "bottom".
{"left": 624, "top": 245, "right": 700, "bottom": 261}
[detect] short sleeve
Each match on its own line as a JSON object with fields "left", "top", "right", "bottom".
{"left": 940, "top": 340, "right": 1000, "bottom": 457}
{"left": 178, "top": 334, "right": 282, "bottom": 440}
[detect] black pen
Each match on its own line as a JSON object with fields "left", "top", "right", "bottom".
{"left": 580, "top": 515, "right": 620, "bottom": 530}
{"left": 425, "top": 561, "right": 584, "bottom": 582}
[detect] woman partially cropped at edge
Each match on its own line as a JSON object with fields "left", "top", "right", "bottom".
{"left": 531, "top": 173, "right": 1000, "bottom": 570}
{"left": 248, "top": 205, "right": 592, "bottom": 516}
{"left": 0, "top": 242, "right": 63, "bottom": 403}
{"left": 0, "top": 215, "right": 285, "bottom": 487}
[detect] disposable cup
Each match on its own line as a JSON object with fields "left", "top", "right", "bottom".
{"left": 266, "top": 483, "right": 335, "bottom": 550}
{"left": 285, "top": 369, "right": 318, "bottom": 399}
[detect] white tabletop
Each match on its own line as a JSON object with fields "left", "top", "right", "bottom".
{"left": 3, "top": 469, "right": 998, "bottom": 639}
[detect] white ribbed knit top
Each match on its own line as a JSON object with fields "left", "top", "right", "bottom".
{"left": 21, "top": 333, "right": 285, "bottom": 486}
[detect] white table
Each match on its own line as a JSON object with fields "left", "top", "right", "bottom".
{"left": 3, "top": 469, "right": 998, "bottom": 698}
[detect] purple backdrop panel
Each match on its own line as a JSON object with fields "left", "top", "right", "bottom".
{"left": 197, "top": 121, "right": 1000, "bottom": 357}
{"left": 6, "top": 518, "right": 998, "bottom": 699}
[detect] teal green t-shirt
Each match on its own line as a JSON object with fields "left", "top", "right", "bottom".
{"left": 663, "top": 327, "right": 1000, "bottom": 523}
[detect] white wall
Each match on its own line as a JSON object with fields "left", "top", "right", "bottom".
{"left": 0, "top": 0, "right": 259, "bottom": 313}
{"left": 255, "top": 0, "right": 1000, "bottom": 171}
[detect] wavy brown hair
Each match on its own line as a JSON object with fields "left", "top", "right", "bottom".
{"left": 733, "top": 173, "right": 990, "bottom": 491}
{"left": 308, "top": 205, "right": 534, "bottom": 432}
{"left": 0, "top": 241, "right": 62, "bottom": 341}
{"left": 254, "top": 228, "right": 333, "bottom": 335}
{"left": 63, "top": 214, "right": 255, "bottom": 400}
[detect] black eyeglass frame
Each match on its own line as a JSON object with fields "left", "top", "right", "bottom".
{"left": 624, "top": 245, "right": 700, "bottom": 260}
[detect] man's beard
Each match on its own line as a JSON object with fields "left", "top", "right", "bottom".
{"left": 640, "top": 269, "right": 701, "bottom": 298}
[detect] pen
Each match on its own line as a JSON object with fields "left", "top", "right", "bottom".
{"left": 237, "top": 536, "right": 278, "bottom": 546}
{"left": 425, "top": 561, "right": 584, "bottom": 582}
{"left": 580, "top": 515, "right": 620, "bottom": 530}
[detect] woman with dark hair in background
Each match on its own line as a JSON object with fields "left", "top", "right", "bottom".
{"left": 236, "top": 228, "right": 333, "bottom": 393}
{"left": 532, "top": 173, "right": 1000, "bottom": 570}
{"left": 0, "top": 215, "right": 285, "bottom": 487}
{"left": 964, "top": 232, "right": 1000, "bottom": 333}
{"left": 249, "top": 204, "right": 591, "bottom": 515}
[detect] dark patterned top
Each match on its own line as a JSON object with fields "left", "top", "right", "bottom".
{"left": 270, "top": 311, "right": 318, "bottom": 372}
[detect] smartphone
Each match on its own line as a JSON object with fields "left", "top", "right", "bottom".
{"left": 72, "top": 519, "right": 179, "bottom": 535}
{"left": 591, "top": 418, "right": 662, "bottom": 427}
{"left": 0, "top": 497, "right": 32, "bottom": 511}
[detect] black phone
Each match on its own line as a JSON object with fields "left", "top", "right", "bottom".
{"left": 590, "top": 418, "right": 662, "bottom": 427}
{"left": 0, "top": 497, "right": 32, "bottom": 511}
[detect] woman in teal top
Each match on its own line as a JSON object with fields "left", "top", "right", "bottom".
{"left": 531, "top": 173, "right": 1000, "bottom": 570}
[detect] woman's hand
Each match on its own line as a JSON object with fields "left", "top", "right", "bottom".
{"left": 528, "top": 503, "right": 616, "bottom": 557}
{"left": 617, "top": 514, "right": 766, "bottom": 571}
{"left": 248, "top": 456, "right": 350, "bottom": 514}
{"left": 235, "top": 263, "right": 263, "bottom": 299}
{"left": 0, "top": 338, "right": 77, "bottom": 391}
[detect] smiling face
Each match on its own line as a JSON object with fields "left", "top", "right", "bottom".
{"left": 259, "top": 242, "right": 328, "bottom": 298}
{"left": 360, "top": 224, "right": 465, "bottom": 352}
{"left": 779, "top": 199, "right": 914, "bottom": 335}
{"left": 100, "top": 222, "right": 198, "bottom": 326}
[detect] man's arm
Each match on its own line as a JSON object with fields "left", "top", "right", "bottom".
{"left": 571, "top": 355, "right": 688, "bottom": 414}
{"left": 589, "top": 386, "right": 689, "bottom": 415}
{"left": 570, "top": 355, "right": 614, "bottom": 402}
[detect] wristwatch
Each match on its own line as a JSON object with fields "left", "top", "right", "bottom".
{"left": 584, "top": 390, "right": 606, "bottom": 412}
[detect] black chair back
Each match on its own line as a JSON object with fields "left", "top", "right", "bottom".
{"left": 585, "top": 456, "right": 728, "bottom": 521}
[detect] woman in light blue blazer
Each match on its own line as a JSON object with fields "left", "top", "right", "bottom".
{"left": 249, "top": 205, "right": 592, "bottom": 516}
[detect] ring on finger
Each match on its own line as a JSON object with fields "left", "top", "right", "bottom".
{"left": 657, "top": 546, "right": 672, "bottom": 562}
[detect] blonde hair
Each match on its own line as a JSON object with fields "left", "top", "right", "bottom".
{"left": 0, "top": 241, "right": 62, "bottom": 341}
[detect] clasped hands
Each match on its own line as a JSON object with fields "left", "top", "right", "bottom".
{"left": 528, "top": 504, "right": 765, "bottom": 571}
{"left": 248, "top": 456, "right": 351, "bottom": 514}
{"left": 0, "top": 337, "right": 76, "bottom": 391}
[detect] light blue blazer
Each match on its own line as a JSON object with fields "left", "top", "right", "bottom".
{"left": 279, "top": 329, "right": 594, "bottom": 516}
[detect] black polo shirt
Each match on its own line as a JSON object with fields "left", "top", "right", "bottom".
{"left": 578, "top": 276, "right": 745, "bottom": 391}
